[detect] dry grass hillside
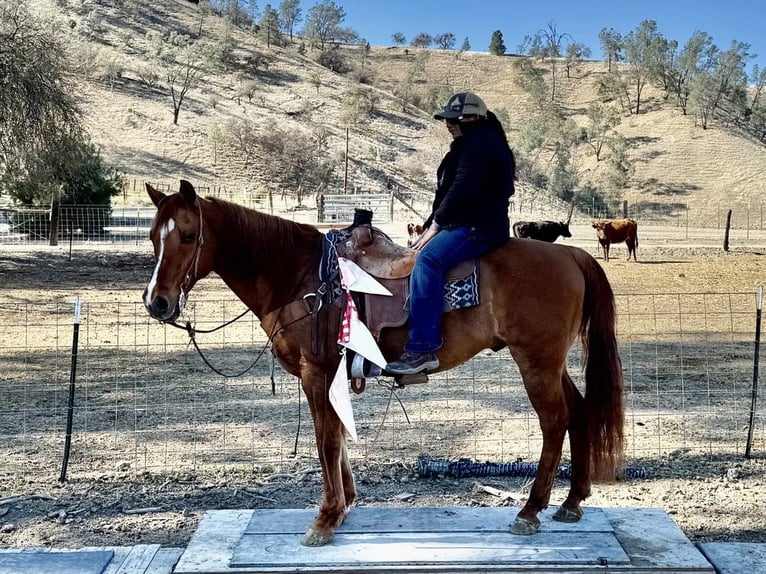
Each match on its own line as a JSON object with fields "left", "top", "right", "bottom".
{"left": 30, "top": 0, "right": 766, "bottom": 222}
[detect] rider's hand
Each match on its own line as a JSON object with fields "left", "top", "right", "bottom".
{"left": 412, "top": 224, "right": 439, "bottom": 250}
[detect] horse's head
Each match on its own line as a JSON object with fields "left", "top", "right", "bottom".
{"left": 143, "top": 180, "right": 213, "bottom": 322}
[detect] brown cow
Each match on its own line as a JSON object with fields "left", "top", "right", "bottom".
{"left": 406, "top": 222, "right": 424, "bottom": 247}
{"left": 592, "top": 218, "right": 639, "bottom": 262}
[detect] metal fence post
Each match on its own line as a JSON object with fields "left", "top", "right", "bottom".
{"left": 59, "top": 297, "right": 82, "bottom": 482}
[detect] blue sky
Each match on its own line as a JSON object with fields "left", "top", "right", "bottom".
{"left": 328, "top": 0, "right": 765, "bottom": 73}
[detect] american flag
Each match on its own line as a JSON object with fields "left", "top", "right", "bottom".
{"left": 339, "top": 292, "right": 356, "bottom": 344}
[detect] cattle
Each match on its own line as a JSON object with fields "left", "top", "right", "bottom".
{"left": 406, "top": 222, "right": 424, "bottom": 247}
{"left": 513, "top": 220, "right": 572, "bottom": 242}
{"left": 512, "top": 203, "right": 574, "bottom": 243}
{"left": 592, "top": 218, "right": 639, "bottom": 262}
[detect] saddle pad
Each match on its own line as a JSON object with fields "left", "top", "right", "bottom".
{"left": 442, "top": 266, "right": 479, "bottom": 311}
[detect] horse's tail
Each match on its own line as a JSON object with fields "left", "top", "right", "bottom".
{"left": 574, "top": 249, "right": 625, "bottom": 482}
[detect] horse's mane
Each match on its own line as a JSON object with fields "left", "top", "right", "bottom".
{"left": 206, "top": 197, "right": 321, "bottom": 277}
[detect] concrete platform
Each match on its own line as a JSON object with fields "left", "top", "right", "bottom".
{"left": 173, "top": 507, "right": 716, "bottom": 573}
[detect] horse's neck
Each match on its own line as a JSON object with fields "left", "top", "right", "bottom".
{"left": 208, "top": 204, "right": 321, "bottom": 318}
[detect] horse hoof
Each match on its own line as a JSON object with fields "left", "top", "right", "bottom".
{"left": 553, "top": 505, "right": 583, "bottom": 523}
{"left": 510, "top": 516, "right": 540, "bottom": 535}
{"left": 300, "top": 528, "right": 333, "bottom": 547}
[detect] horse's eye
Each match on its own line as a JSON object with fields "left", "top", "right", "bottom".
{"left": 181, "top": 233, "right": 196, "bottom": 244}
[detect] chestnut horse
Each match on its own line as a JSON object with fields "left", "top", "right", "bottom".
{"left": 143, "top": 180, "right": 624, "bottom": 547}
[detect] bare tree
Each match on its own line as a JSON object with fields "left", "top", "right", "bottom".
{"left": 410, "top": 32, "right": 433, "bottom": 49}
{"left": 434, "top": 32, "right": 456, "bottom": 50}
{"left": 529, "top": 21, "right": 573, "bottom": 101}
{"left": 148, "top": 31, "right": 205, "bottom": 125}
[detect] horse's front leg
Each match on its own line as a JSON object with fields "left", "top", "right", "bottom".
{"left": 299, "top": 366, "right": 354, "bottom": 547}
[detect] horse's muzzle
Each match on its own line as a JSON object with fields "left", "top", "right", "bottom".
{"left": 145, "top": 295, "right": 180, "bottom": 322}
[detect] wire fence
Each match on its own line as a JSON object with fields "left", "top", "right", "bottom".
{"left": 0, "top": 291, "right": 763, "bottom": 482}
{"left": 3, "top": 191, "right": 766, "bottom": 248}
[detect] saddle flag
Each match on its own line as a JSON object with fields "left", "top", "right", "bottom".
{"left": 329, "top": 257, "right": 392, "bottom": 441}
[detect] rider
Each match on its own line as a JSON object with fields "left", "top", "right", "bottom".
{"left": 386, "top": 91, "right": 516, "bottom": 375}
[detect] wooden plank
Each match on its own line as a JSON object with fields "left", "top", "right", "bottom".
{"left": 112, "top": 544, "right": 161, "bottom": 573}
{"left": 605, "top": 508, "right": 715, "bottom": 572}
{"left": 144, "top": 548, "right": 185, "bottom": 574}
{"left": 0, "top": 549, "right": 114, "bottom": 574}
{"left": 242, "top": 506, "right": 615, "bottom": 535}
{"left": 697, "top": 542, "right": 766, "bottom": 574}
{"left": 231, "top": 531, "right": 630, "bottom": 568}
{"left": 173, "top": 510, "right": 253, "bottom": 574}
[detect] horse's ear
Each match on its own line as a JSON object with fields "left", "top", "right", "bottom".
{"left": 145, "top": 183, "right": 165, "bottom": 208}
{"left": 179, "top": 180, "right": 197, "bottom": 205}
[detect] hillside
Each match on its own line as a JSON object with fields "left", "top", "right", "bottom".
{"left": 30, "top": 0, "right": 766, "bottom": 224}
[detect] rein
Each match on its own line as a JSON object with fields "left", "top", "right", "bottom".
{"left": 164, "top": 203, "right": 329, "bottom": 384}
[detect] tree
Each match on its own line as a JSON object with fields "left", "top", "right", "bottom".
{"left": 489, "top": 30, "right": 506, "bottom": 55}
{"left": 528, "top": 22, "right": 573, "bottom": 101}
{"left": 393, "top": 51, "right": 429, "bottom": 112}
{"left": 584, "top": 102, "right": 622, "bottom": 161}
{"left": 259, "top": 3, "right": 281, "bottom": 47}
{"left": 623, "top": 20, "right": 668, "bottom": 114}
{"left": 391, "top": 32, "right": 406, "bottom": 47}
{"left": 461, "top": 37, "right": 470, "bottom": 51}
{"left": 708, "top": 40, "right": 751, "bottom": 120}
{"left": 410, "top": 32, "right": 433, "bottom": 49}
{"left": 602, "top": 134, "right": 633, "bottom": 192}
{"left": 598, "top": 27, "right": 623, "bottom": 72}
{"left": 149, "top": 31, "right": 205, "bottom": 124}
{"left": 278, "top": 0, "right": 302, "bottom": 41}
{"left": 341, "top": 86, "right": 379, "bottom": 126}
{"left": 689, "top": 70, "right": 717, "bottom": 128}
{"left": 0, "top": 0, "right": 120, "bottom": 242}
{"left": 256, "top": 125, "right": 334, "bottom": 205}
{"left": 0, "top": 0, "right": 81, "bottom": 195}
{"left": 434, "top": 32, "right": 456, "bottom": 50}
{"left": 302, "top": 0, "right": 345, "bottom": 51}
{"left": 564, "top": 42, "right": 591, "bottom": 78}
{"left": 669, "top": 31, "right": 717, "bottom": 114}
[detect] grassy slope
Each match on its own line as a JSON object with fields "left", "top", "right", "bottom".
{"left": 36, "top": 0, "right": 766, "bottom": 220}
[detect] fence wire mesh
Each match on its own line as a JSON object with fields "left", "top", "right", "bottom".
{"left": 0, "top": 292, "right": 762, "bottom": 482}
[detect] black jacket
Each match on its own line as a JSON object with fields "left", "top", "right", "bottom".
{"left": 426, "top": 121, "right": 515, "bottom": 245}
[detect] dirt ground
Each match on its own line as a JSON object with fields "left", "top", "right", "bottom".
{"left": 1, "top": 236, "right": 765, "bottom": 549}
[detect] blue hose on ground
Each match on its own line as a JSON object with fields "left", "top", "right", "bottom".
{"left": 417, "top": 455, "right": 648, "bottom": 480}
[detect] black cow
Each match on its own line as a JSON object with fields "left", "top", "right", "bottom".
{"left": 512, "top": 203, "right": 574, "bottom": 243}
{"left": 512, "top": 220, "right": 572, "bottom": 242}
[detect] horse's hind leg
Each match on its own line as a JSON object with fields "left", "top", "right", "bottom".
{"left": 553, "top": 370, "right": 589, "bottom": 523}
{"left": 511, "top": 366, "right": 569, "bottom": 535}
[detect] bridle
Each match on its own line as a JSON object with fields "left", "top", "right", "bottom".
{"left": 159, "top": 198, "right": 329, "bottom": 380}
{"left": 177, "top": 199, "right": 205, "bottom": 313}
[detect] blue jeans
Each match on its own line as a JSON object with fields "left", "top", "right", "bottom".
{"left": 406, "top": 226, "right": 497, "bottom": 353}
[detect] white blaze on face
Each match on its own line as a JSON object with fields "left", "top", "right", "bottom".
{"left": 144, "top": 218, "right": 175, "bottom": 306}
